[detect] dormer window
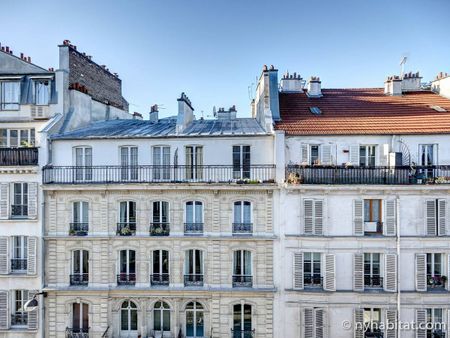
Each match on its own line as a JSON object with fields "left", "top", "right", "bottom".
{"left": 34, "top": 80, "right": 50, "bottom": 105}
{"left": 0, "top": 81, "right": 20, "bottom": 110}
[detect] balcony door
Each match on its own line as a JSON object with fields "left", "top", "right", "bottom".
{"left": 74, "top": 147, "right": 92, "bottom": 181}
{"left": 12, "top": 183, "right": 28, "bottom": 218}
{"left": 72, "top": 302, "right": 89, "bottom": 334}
{"left": 153, "top": 146, "right": 170, "bottom": 180}
{"left": 120, "top": 146, "right": 138, "bottom": 181}
{"left": 185, "top": 146, "right": 203, "bottom": 180}
{"left": 119, "top": 250, "right": 136, "bottom": 283}
{"left": 12, "top": 236, "right": 27, "bottom": 272}
{"left": 233, "top": 304, "right": 252, "bottom": 338}
{"left": 364, "top": 253, "right": 381, "bottom": 288}
{"left": 153, "top": 301, "right": 171, "bottom": 336}
{"left": 185, "top": 250, "right": 203, "bottom": 285}
{"left": 72, "top": 250, "right": 89, "bottom": 285}
{"left": 121, "top": 301, "right": 138, "bottom": 336}
{"left": 233, "top": 145, "right": 250, "bottom": 179}
{"left": 152, "top": 250, "right": 169, "bottom": 285}
{"left": 185, "top": 302, "right": 204, "bottom": 338}
{"left": 233, "top": 250, "right": 252, "bottom": 287}
{"left": 12, "top": 290, "right": 28, "bottom": 327}
{"left": 303, "top": 252, "right": 321, "bottom": 287}
{"left": 420, "top": 144, "right": 437, "bottom": 178}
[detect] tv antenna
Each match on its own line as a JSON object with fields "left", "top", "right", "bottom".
{"left": 399, "top": 55, "right": 408, "bottom": 77}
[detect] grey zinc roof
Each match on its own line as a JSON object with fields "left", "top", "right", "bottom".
{"left": 51, "top": 118, "right": 268, "bottom": 140}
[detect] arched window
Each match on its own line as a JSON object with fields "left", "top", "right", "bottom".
{"left": 71, "top": 250, "right": 89, "bottom": 286}
{"left": 120, "top": 300, "right": 138, "bottom": 333}
{"left": 153, "top": 301, "right": 170, "bottom": 333}
{"left": 118, "top": 250, "right": 136, "bottom": 285}
{"left": 232, "top": 250, "right": 252, "bottom": 287}
{"left": 232, "top": 304, "right": 252, "bottom": 338}
{"left": 72, "top": 302, "right": 89, "bottom": 334}
{"left": 232, "top": 201, "right": 252, "bottom": 234}
{"left": 185, "top": 302, "right": 204, "bottom": 337}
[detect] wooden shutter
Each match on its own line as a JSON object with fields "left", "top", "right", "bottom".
{"left": 415, "top": 309, "right": 426, "bottom": 338}
{"left": 384, "top": 199, "right": 396, "bottom": 236}
{"left": 320, "top": 145, "right": 332, "bottom": 165}
{"left": 301, "top": 144, "right": 309, "bottom": 164}
{"left": 303, "top": 308, "right": 314, "bottom": 338}
{"left": 0, "top": 291, "right": 8, "bottom": 329}
{"left": 27, "top": 290, "right": 38, "bottom": 330}
{"left": 438, "top": 199, "right": 447, "bottom": 236}
{"left": 379, "top": 144, "right": 389, "bottom": 166}
{"left": 0, "top": 237, "right": 8, "bottom": 275}
{"left": 385, "top": 310, "right": 397, "bottom": 338}
{"left": 27, "top": 237, "right": 37, "bottom": 275}
{"left": 323, "top": 254, "right": 336, "bottom": 291}
{"left": 354, "top": 308, "right": 364, "bottom": 338}
{"left": 349, "top": 145, "right": 359, "bottom": 165}
{"left": 425, "top": 199, "right": 437, "bottom": 236}
{"left": 0, "top": 183, "right": 9, "bottom": 219}
{"left": 353, "top": 253, "right": 364, "bottom": 291}
{"left": 415, "top": 254, "right": 427, "bottom": 292}
{"left": 304, "top": 200, "right": 314, "bottom": 235}
{"left": 384, "top": 254, "right": 397, "bottom": 292}
{"left": 314, "top": 200, "right": 324, "bottom": 235}
{"left": 27, "top": 183, "right": 38, "bottom": 219}
{"left": 353, "top": 199, "right": 364, "bottom": 236}
{"left": 293, "top": 252, "right": 304, "bottom": 290}
{"left": 315, "top": 308, "right": 326, "bottom": 338}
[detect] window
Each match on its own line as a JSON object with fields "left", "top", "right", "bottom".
{"left": 233, "top": 145, "right": 251, "bottom": 179}
{"left": 360, "top": 145, "right": 376, "bottom": 167}
{"left": 118, "top": 250, "right": 136, "bottom": 285}
{"left": 0, "top": 81, "right": 20, "bottom": 110}
{"left": 152, "top": 146, "right": 170, "bottom": 180}
{"left": 426, "top": 308, "right": 444, "bottom": 337}
{"left": 121, "top": 300, "right": 138, "bottom": 333}
{"left": 11, "top": 182, "right": 28, "bottom": 218}
{"left": 185, "top": 302, "right": 204, "bottom": 337}
{"left": 72, "top": 303, "right": 89, "bottom": 334}
{"left": 71, "top": 250, "right": 89, "bottom": 286}
{"left": 154, "top": 301, "right": 170, "bottom": 332}
{"left": 185, "top": 201, "right": 203, "bottom": 233}
{"left": 233, "top": 201, "right": 252, "bottom": 234}
{"left": 34, "top": 80, "right": 50, "bottom": 105}
{"left": 310, "top": 145, "right": 319, "bottom": 165}
{"left": 185, "top": 146, "right": 203, "bottom": 180}
{"left": 11, "top": 236, "right": 27, "bottom": 272}
{"left": 426, "top": 199, "right": 446, "bottom": 236}
{"left": 304, "top": 252, "right": 321, "bottom": 287}
{"left": 151, "top": 201, "right": 169, "bottom": 236}
{"left": 151, "top": 250, "right": 169, "bottom": 286}
{"left": 364, "top": 199, "right": 382, "bottom": 233}
{"left": 233, "top": 250, "right": 252, "bottom": 287}
{"left": 74, "top": 147, "right": 92, "bottom": 181}
{"left": 71, "top": 201, "right": 89, "bottom": 235}
{"left": 118, "top": 201, "right": 136, "bottom": 235}
{"left": 363, "top": 308, "right": 382, "bottom": 335}
{"left": 233, "top": 304, "right": 252, "bottom": 338}
{"left": 426, "top": 253, "right": 443, "bottom": 288}
{"left": 0, "top": 129, "right": 35, "bottom": 147}
{"left": 184, "top": 250, "right": 203, "bottom": 286}
{"left": 364, "top": 253, "right": 382, "bottom": 288}
{"left": 420, "top": 144, "right": 437, "bottom": 178}
{"left": 120, "top": 146, "right": 138, "bottom": 180}
{"left": 12, "top": 290, "right": 28, "bottom": 326}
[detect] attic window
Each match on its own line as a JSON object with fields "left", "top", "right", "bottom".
{"left": 430, "top": 105, "right": 447, "bottom": 112}
{"left": 309, "top": 107, "right": 322, "bottom": 115}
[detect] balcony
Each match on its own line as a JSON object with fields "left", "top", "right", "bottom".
{"left": 42, "top": 165, "right": 276, "bottom": 184}
{"left": 117, "top": 273, "right": 136, "bottom": 286}
{"left": 11, "top": 258, "right": 27, "bottom": 272}
{"left": 116, "top": 222, "right": 136, "bottom": 236}
{"left": 149, "top": 222, "right": 170, "bottom": 236}
{"left": 364, "top": 276, "right": 383, "bottom": 289}
{"left": 231, "top": 329, "right": 255, "bottom": 338}
{"left": 150, "top": 273, "right": 170, "bottom": 286}
{"left": 364, "top": 332, "right": 383, "bottom": 338}
{"left": 65, "top": 328, "right": 89, "bottom": 338}
{"left": 184, "top": 274, "right": 204, "bottom": 287}
{"left": 286, "top": 165, "right": 450, "bottom": 185}
{"left": 70, "top": 273, "right": 89, "bottom": 286}
{"left": 69, "top": 222, "right": 89, "bottom": 236}
{"left": 11, "top": 204, "right": 28, "bottom": 218}
{"left": 11, "top": 313, "right": 28, "bottom": 326}
{"left": 429, "top": 331, "right": 446, "bottom": 338}
{"left": 232, "top": 223, "right": 253, "bottom": 235}
{"left": 232, "top": 275, "right": 253, "bottom": 288}
{"left": 184, "top": 223, "right": 203, "bottom": 234}
{"left": 304, "top": 275, "right": 323, "bottom": 288}
{"left": 0, "top": 147, "right": 38, "bottom": 166}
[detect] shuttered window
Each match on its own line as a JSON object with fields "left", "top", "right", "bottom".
{"left": 425, "top": 199, "right": 447, "bottom": 236}
{"left": 426, "top": 253, "right": 444, "bottom": 288}
{"left": 303, "top": 308, "right": 326, "bottom": 338}
{"left": 363, "top": 308, "right": 382, "bottom": 335}
{"left": 304, "top": 199, "right": 324, "bottom": 235}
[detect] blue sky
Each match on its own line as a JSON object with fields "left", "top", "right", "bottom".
{"left": 1, "top": 0, "right": 449, "bottom": 118}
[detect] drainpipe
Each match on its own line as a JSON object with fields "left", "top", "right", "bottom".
{"left": 396, "top": 195, "right": 401, "bottom": 338}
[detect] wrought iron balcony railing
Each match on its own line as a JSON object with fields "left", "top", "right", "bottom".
{"left": 364, "top": 332, "right": 384, "bottom": 338}
{"left": 184, "top": 223, "right": 204, "bottom": 234}
{"left": 69, "top": 222, "right": 89, "bottom": 236}
{"left": 304, "top": 275, "right": 323, "bottom": 287}
{"left": 70, "top": 273, "right": 89, "bottom": 286}
{"left": 150, "top": 273, "right": 170, "bottom": 286}
{"left": 0, "top": 147, "right": 38, "bottom": 166}
{"left": 11, "top": 313, "right": 28, "bottom": 326}
{"left": 149, "top": 222, "right": 170, "bottom": 236}
{"left": 11, "top": 258, "right": 27, "bottom": 271}
{"left": 364, "top": 276, "right": 384, "bottom": 288}
{"left": 65, "top": 327, "right": 89, "bottom": 338}
{"left": 231, "top": 329, "right": 255, "bottom": 338}
{"left": 286, "top": 165, "right": 450, "bottom": 185}
{"left": 42, "top": 165, "right": 276, "bottom": 184}
{"left": 117, "top": 273, "right": 136, "bottom": 286}
{"left": 184, "top": 274, "right": 204, "bottom": 287}
{"left": 11, "top": 204, "right": 28, "bottom": 217}
{"left": 232, "top": 275, "right": 253, "bottom": 288}
{"left": 232, "top": 223, "right": 253, "bottom": 234}
{"left": 116, "top": 222, "right": 136, "bottom": 236}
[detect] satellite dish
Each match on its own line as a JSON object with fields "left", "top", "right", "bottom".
{"left": 23, "top": 297, "right": 38, "bottom": 312}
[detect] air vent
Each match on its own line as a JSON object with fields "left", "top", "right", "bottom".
{"left": 309, "top": 107, "right": 322, "bottom": 115}
{"left": 430, "top": 105, "right": 447, "bottom": 112}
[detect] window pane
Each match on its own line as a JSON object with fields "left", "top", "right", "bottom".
{"left": 0, "top": 129, "right": 6, "bottom": 146}
{"left": 163, "top": 310, "right": 170, "bottom": 331}
{"left": 154, "top": 309, "right": 161, "bottom": 331}
{"left": 186, "top": 202, "right": 193, "bottom": 223}
{"left": 10, "top": 130, "right": 18, "bottom": 147}
{"left": 153, "top": 250, "right": 160, "bottom": 273}
{"left": 234, "top": 202, "right": 242, "bottom": 223}
{"left": 121, "top": 309, "right": 128, "bottom": 330}
{"left": 194, "top": 202, "right": 202, "bottom": 223}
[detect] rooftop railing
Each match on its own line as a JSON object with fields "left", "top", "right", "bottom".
{"left": 42, "top": 165, "right": 275, "bottom": 184}
{"left": 0, "top": 147, "right": 38, "bottom": 166}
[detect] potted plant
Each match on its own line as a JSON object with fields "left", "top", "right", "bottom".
{"left": 287, "top": 172, "right": 301, "bottom": 184}
{"left": 69, "top": 228, "right": 76, "bottom": 236}
{"left": 120, "top": 227, "right": 132, "bottom": 236}
{"left": 441, "top": 275, "right": 447, "bottom": 287}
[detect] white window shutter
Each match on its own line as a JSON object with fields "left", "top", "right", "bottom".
{"left": 353, "top": 253, "right": 364, "bottom": 291}
{"left": 303, "top": 308, "right": 314, "bottom": 338}
{"left": 27, "top": 182, "right": 38, "bottom": 220}
{"left": 379, "top": 144, "right": 389, "bottom": 166}
{"left": 0, "top": 237, "right": 8, "bottom": 275}
{"left": 315, "top": 308, "right": 326, "bottom": 338}
{"left": 353, "top": 199, "right": 364, "bottom": 236}
{"left": 0, "top": 183, "right": 9, "bottom": 219}
{"left": 415, "top": 309, "right": 426, "bottom": 338}
{"left": 425, "top": 199, "right": 437, "bottom": 236}
{"left": 27, "top": 290, "right": 38, "bottom": 330}
{"left": 438, "top": 199, "right": 447, "bottom": 236}
{"left": 354, "top": 308, "right": 364, "bottom": 338}
{"left": 385, "top": 310, "right": 397, "bottom": 338}
{"left": 323, "top": 254, "right": 336, "bottom": 291}
{"left": 384, "top": 254, "right": 397, "bottom": 292}
{"left": 384, "top": 199, "right": 397, "bottom": 236}
{"left": 0, "top": 291, "right": 8, "bottom": 329}
{"left": 415, "top": 254, "right": 427, "bottom": 292}
{"left": 314, "top": 200, "right": 324, "bottom": 235}
{"left": 293, "top": 252, "right": 304, "bottom": 290}
{"left": 349, "top": 145, "right": 359, "bottom": 165}
{"left": 304, "top": 199, "right": 314, "bottom": 235}
{"left": 27, "top": 237, "right": 37, "bottom": 275}
{"left": 301, "top": 144, "right": 309, "bottom": 164}
{"left": 447, "top": 254, "right": 450, "bottom": 292}
{"left": 320, "top": 145, "right": 332, "bottom": 165}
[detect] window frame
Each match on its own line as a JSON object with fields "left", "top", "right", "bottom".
{"left": 0, "top": 80, "right": 20, "bottom": 110}
{"left": 359, "top": 145, "right": 377, "bottom": 167}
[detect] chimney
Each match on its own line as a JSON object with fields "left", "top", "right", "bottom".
{"left": 149, "top": 104, "right": 159, "bottom": 122}
{"left": 216, "top": 106, "right": 237, "bottom": 120}
{"left": 401, "top": 71, "right": 422, "bottom": 92}
{"left": 176, "top": 92, "right": 194, "bottom": 133}
{"left": 280, "top": 71, "right": 304, "bottom": 93}
{"left": 384, "top": 75, "right": 402, "bottom": 96}
{"left": 132, "top": 112, "right": 143, "bottom": 120}
{"left": 431, "top": 72, "right": 450, "bottom": 99}
{"left": 307, "top": 77, "right": 322, "bottom": 97}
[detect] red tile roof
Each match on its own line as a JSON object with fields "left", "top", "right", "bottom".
{"left": 276, "top": 88, "right": 450, "bottom": 135}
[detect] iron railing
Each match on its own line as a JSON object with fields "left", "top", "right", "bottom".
{"left": 11, "top": 313, "right": 28, "bottom": 326}
{"left": 117, "top": 273, "right": 136, "bottom": 286}
{"left": 364, "top": 332, "right": 384, "bottom": 338}
{"left": 429, "top": 331, "right": 446, "bottom": 338}
{"left": 42, "top": 165, "right": 276, "bottom": 184}
{"left": 150, "top": 273, "right": 170, "bottom": 286}
{"left": 364, "top": 276, "right": 383, "bottom": 288}
{"left": 304, "top": 275, "right": 323, "bottom": 287}
{"left": 65, "top": 327, "right": 89, "bottom": 338}
{"left": 11, "top": 258, "right": 27, "bottom": 271}
{"left": 70, "top": 273, "right": 89, "bottom": 286}
{"left": 184, "top": 274, "right": 204, "bottom": 286}
{"left": 69, "top": 222, "right": 89, "bottom": 236}
{"left": 427, "top": 275, "right": 445, "bottom": 289}
{"left": 11, "top": 204, "right": 28, "bottom": 217}
{"left": 184, "top": 223, "right": 204, "bottom": 234}
{"left": 286, "top": 165, "right": 450, "bottom": 185}
{"left": 232, "top": 275, "right": 253, "bottom": 288}
{"left": 116, "top": 222, "right": 136, "bottom": 236}
{"left": 231, "top": 329, "right": 255, "bottom": 338}
{"left": 150, "top": 222, "right": 170, "bottom": 236}
{"left": 0, "top": 147, "right": 38, "bottom": 166}
{"left": 232, "top": 223, "right": 253, "bottom": 234}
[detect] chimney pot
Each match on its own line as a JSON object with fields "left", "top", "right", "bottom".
{"left": 5, "top": 46, "right": 9, "bottom": 53}
{"left": 27, "top": 56, "right": 31, "bottom": 63}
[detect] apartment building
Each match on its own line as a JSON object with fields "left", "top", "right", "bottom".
{"left": 272, "top": 71, "right": 450, "bottom": 338}
{"left": 42, "top": 92, "right": 277, "bottom": 337}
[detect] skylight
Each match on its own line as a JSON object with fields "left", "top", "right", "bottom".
{"left": 430, "top": 105, "right": 447, "bottom": 112}
{"left": 309, "top": 107, "right": 322, "bottom": 115}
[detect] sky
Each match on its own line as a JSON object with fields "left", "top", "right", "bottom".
{"left": 1, "top": 0, "right": 449, "bottom": 119}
